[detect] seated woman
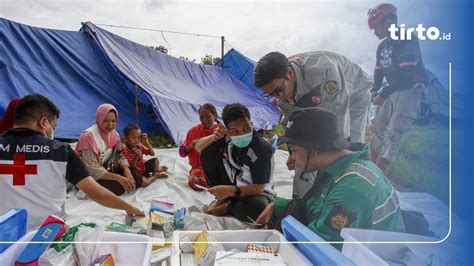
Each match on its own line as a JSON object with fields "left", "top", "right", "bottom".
{"left": 179, "top": 103, "right": 219, "bottom": 191}
{"left": 75, "top": 104, "right": 139, "bottom": 195}
{"left": 195, "top": 103, "right": 276, "bottom": 223}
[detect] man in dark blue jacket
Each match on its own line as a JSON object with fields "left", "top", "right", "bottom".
{"left": 367, "top": 3, "right": 428, "bottom": 172}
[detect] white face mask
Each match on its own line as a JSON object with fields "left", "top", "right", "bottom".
{"left": 42, "top": 119, "right": 54, "bottom": 140}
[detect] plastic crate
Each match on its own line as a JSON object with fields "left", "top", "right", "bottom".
{"left": 340, "top": 228, "right": 460, "bottom": 265}
{"left": 0, "top": 230, "right": 152, "bottom": 266}
{"left": 281, "top": 215, "right": 355, "bottom": 265}
{"left": 0, "top": 209, "right": 27, "bottom": 253}
{"left": 171, "top": 229, "right": 312, "bottom": 265}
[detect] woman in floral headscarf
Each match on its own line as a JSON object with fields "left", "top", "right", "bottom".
{"left": 76, "top": 104, "right": 138, "bottom": 195}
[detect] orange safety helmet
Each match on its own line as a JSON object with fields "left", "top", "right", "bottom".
{"left": 367, "top": 3, "right": 397, "bottom": 30}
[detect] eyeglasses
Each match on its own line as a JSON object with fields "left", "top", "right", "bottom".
{"left": 264, "top": 86, "right": 284, "bottom": 98}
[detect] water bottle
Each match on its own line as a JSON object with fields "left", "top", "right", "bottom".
{"left": 271, "top": 135, "right": 279, "bottom": 150}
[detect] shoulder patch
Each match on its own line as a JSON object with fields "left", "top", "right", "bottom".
{"left": 324, "top": 204, "right": 357, "bottom": 232}
{"left": 324, "top": 81, "right": 338, "bottom": 94}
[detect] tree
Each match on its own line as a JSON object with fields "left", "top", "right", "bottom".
{"left": 146, "top": 45, "right": 220, "bottom": 65}
{"left": 148, "top": 45, "right": 168, "bottom": 54}
{"left": 200, "top": 54, "right": 221, "bottom": 65}
{"left": 179, "top": 56, "right": 196, "bottom": 63}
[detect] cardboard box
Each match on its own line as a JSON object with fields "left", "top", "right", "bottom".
{"left": 150, "top": 211, "right": 173, "bottom": 231}
{"left": 105, "top": 222, "right": 147, "bottom": 235}
{"left": 150, "top": 200, "right": 175, "bottom": 215}
{"left": 92, "top": 254, "right": 115, "bottom": 266}
{"left": 192, "top": 231, "right": 217, "bottom": 266}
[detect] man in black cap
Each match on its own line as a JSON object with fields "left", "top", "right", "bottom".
{"left": 255, "top": 108, "right": 405, "bottom": 247}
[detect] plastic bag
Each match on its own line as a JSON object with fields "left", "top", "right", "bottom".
{"left": 39, "top": 223, "right": 97, "bottom": 266}
{"left": 38, "top": 245, "right": 75, "bottom": 266}
{"left": 73, "top": 226, "right": 104, "bottom": 266}
{"left": 51, "top": 223, "right": 97, "bottom": 252}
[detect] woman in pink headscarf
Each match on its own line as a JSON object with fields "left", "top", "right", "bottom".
{"left": 76, "top": 104, "right": 139, "bottom": 195}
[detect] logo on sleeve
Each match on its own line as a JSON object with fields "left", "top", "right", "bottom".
{"left": 324, "top": 204, "right": 357, "bottom": 232}
{"left": 324, "top": 81, "right": 338, "bottom": 94}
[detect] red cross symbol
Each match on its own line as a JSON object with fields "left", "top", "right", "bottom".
{"left": 0, "top": 153, "right": 37, "bottom": 186}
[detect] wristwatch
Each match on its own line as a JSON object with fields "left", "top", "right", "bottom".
{"left": 234, "top": 186, "right": 241, "bottom": 197}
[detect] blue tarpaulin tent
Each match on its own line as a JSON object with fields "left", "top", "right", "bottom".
{"left": 215, "top": 48, "right": 263, "bottom": 95}
{"left": 0, "top": 18, "right": 279, "bottom": 142}
{"left": 0, "top": 18, "right": 157, "bottom": 138}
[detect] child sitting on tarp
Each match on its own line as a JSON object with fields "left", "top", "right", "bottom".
{"left": 122, "top": 124, "right": 168, "bottom": 187}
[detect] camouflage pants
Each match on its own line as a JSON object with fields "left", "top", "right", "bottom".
{"left": 370, "top": 85, "right": 425, "bottom": 162}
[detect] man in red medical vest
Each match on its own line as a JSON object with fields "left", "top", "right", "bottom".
{"left": 0, "top": 94, "right": 144, "bottom": 229}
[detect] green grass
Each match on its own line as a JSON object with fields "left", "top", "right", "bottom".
{"left": 268, "top": 123, "right": 286, "bottom": 137}
{"left": 147, "top": 134, "right": 176, "bottom": 148}
{"left": 388, "top": 124, "right": 450, "bottom": 204}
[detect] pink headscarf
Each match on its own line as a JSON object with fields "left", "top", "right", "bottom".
{"left": 75, "top": 104, "right": 121, "bottom": 157}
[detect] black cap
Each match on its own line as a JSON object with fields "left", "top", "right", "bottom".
{"left": 278, "top": 108, "right": 350, "bottom": 152}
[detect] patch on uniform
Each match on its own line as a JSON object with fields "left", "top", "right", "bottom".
{"left": 324, "top": 204, "right": 357, "bottom": 232}
{"left": 311, "top": 96, "right": 323, "bottom": 104}
{"left": 324, "top": 81, "right": 338, "bottom": 94}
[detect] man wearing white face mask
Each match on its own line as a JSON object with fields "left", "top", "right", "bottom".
{"left": 0, "top": 94, "right": 144, "bottom": 229}
{"left": 42, "top": 118, "right": 54, "bottom": 139}
{"left": 195, "top": 103, "right": 275, "bottom": 223}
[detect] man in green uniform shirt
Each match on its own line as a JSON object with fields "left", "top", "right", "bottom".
{"left": 256, "top": 108, "right": 405, "bottom": 247}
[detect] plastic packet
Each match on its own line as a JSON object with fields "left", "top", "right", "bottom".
{"left": 73, "top": 225, "right": 104, "bottom": 266}
{"left": 38, "top": 245, "right": 75, "bottom": 266}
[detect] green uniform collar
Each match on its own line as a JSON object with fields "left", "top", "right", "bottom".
{"left": 320, "top": 143, "right": 369, "bottom": 177}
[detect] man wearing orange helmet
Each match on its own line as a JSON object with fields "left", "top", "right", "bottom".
{"left": 367, "top": 3, "right": 428, "bottom": 173}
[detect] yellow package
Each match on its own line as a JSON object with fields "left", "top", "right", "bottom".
{"left": 192, "top": 231, "right": 217, "bottom": 266}
{"left": 151, "top": 237, "right": 171, "bottom": 251}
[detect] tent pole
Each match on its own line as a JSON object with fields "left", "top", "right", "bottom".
{"left": 221, "top": 36, "right": 225, "bottom": 68}
{"left": 134, "top": 84, "right": 139, "bottom": 126}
